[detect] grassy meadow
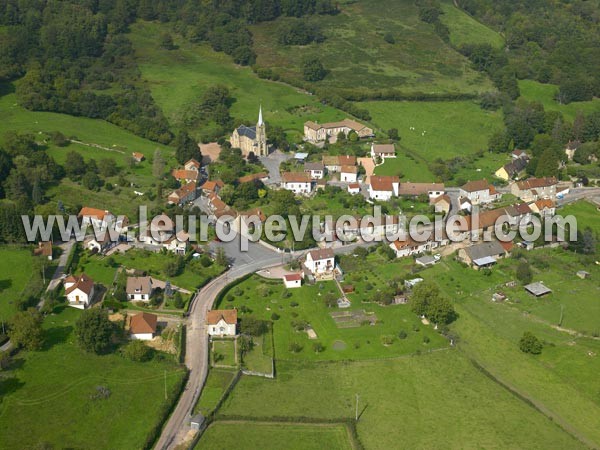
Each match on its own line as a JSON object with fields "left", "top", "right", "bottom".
{"left": 198, "top": 422, "right": 352, "bottom": 450}
{"left": 250, "top": 0, "right": 494, "bottom": 96}
{"left": 439, "top": 1, "right": 504, "bottom": 49}
{"left": 0, "top": 247, "right": 34, "bottom": 321}
{"left": 129, "top": 22, "right": 345, "bottom": 140}
{"left": 194, "top": 369, "right": 237, "bottom": 416}
{"left": 518, "top": 80, "right": 600, "bottom": 121}
{"left": 0, "top": 306, "right": 186, "bottom": 450}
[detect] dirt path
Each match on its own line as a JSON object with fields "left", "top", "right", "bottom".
{"left": 69, "top": 139, "right": 126, "bottom": 154}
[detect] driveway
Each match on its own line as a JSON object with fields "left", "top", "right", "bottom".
{"left": 259, "top": 150, "right": 291, "bottom": 185}
{"left": 358, "top": 157, "right": 375, "bottom": 178}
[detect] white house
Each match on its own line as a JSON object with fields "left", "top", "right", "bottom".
{"left": 347, "top": 183, "right": 360, "bottom": 195}
{"left": 283, "top": 273, "right": 302, "bottom": 288}
{"left": 63, "top": 273, "right": 95, "bottom": 309}
{"left": 303, "top": 162, "right": 325, "bottom": 180}
{"left": 281, "top": 172, "right": 312, "bottom": 195}
{"left": 340, "top": 165, "right": 358, "bottom": 183}
{"left": 126, "top": 276, "right": 154, "bottom": 302}
{"left": 79, "top": 207, "right": 128, "bottom": 233}
{"left": 459, "top": 179, "right": 500, "bottom": 205}
{"left": 398, "top": 183, "right": 445, "bottom": 200}
{"left": 389, "top": 238, "right": 433, "bottom": 259}
{"left": 368, "top": 176, "right": 399, "bottom": 201}
{"left": 304, "top": 248, "right": 335, "bottom": 275}
{"left": 371, "top": 143, "right": 396, "bottom": 162}
{"left": 511, "top": 177, "right": 558, "bottom": 202}
{"left": 529, "top": 199, "right": 556, "bottom": 218}
{"left": 129, "top": 312, "right": 158, "bottom": 341}
{"left": 207, "top": 309, "right": 238, "bottom": 337}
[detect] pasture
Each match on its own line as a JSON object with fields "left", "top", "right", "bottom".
{"left": 518, "top": 80, "right": 600, "bottom": 121}
{"left": 439, "top": 1, "right": 504, "bottom": 49}
{"left": 215, "top": 271, "right": 447, "bottom": 362}
{"left": 129, "top": 22, "right": 344, "bottom": 140}
{"left": 218, "top": 351, "right": 582, "bottom": 449}
{"left": 250, "top": 0, "right": 494, "bottom": 96}
{"left": 198, "top": 422, "right": 352, "bottom": 450}
{"left": 0, "top": 306, "right": 185, "bottom": 450}
{"left": 194, "top": 369, "right": 237, "bottom": 416}
{"left": 0, "top": 246, "right": 34, "bottom": 321}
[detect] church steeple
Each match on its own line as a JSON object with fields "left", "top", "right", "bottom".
{"left": 257, "top": 105, "right": 263, "bottom": 126}
{"left": 255, "top": 104, "right": 267, "bottom": 156}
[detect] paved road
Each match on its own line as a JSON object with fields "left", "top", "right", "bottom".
{"left": 259, "top": 150, "right": 291, "bottom": 185}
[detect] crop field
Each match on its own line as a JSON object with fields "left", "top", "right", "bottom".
{"left": 250, "top": 0, "right": 494, "bottom": 96}
{"left": 129, "top": 22, "right": 345, "bottom": 140}
{"left": 518, "top": 80, "right": 600, "bottom": 121}
{"left": 198, "top": 422, "right": 352, "bottom": 450}
{"left": 0, "top": 306, "right": 186, "bottom": 450}
{"left": 0, "top": 246, "right": 34, "bottom": 321}
{"left": 215, "top": 272, "right": 447, "bottom": 361}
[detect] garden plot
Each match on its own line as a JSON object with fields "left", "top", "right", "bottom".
{"left": 330, "top": 310, "right": 377, "bottom": 329}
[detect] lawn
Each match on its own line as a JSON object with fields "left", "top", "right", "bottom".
{"left": 0, "top": 246, "right": 34, "bottom": 321}
{"left": 362, "top": 100, "right": 503, "bottom": 164}
{"left": 439, "top": 1, "right": 504, "bottom": 49}
{"left": 249, "top": 0, "right": 494, "bottom": 96}
{"left": 0, "top": 306, "right": 186, "bottom": 450}
{"left": 198, "top": 422, "right": 352, "bottom": 450}
{"left": 218, "top": 352, "right": 582, "bottom": 449}
{"left": 194, "top": 369, "right": 237, "bottom": 416}
{"left": 212, "top": 339, "right": 238, "bottom": 367}
{"left": 518, "top": 80, "right": 600, "bottom": 121}
{"left": 241, "top": 327, "right": 274, "bottom": 374}
{"left": 372, "top": 151, "right": 436, "bottom": 181}
{"left": 129, "top": 22, "right": 345, "bottom": 140}
{"left": 215, "top": 271, "right": 447, "bottom": 362}
{"left": 560, "top": 200, "right": 600, "bottom": 234}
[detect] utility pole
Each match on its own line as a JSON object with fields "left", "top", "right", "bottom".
{"left": 355, "top": 393, "right": 359, "bottom": 421}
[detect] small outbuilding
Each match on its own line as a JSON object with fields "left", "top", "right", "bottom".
{"left": 524, "top": 282, "right": 552, "bottom": 297}
{"left": 576, "top": 270, "right": 590, "bottom": 279}
{"left": 283, "top": 273, "right": 302, "bottom": 288}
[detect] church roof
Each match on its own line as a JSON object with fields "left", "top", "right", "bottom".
{"left": 236, "top": 125, "right": 257, "bottom": 140}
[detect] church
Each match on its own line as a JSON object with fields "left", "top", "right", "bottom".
{"left": 230, "top": 106, "right": 268, "bottom": 157}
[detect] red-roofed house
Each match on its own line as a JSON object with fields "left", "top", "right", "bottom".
{"left": 202, "top": 180, "right": 224, "bottom": 195}
{"left": 283, "top": 273, "right": 303, "bottom": 288}
{"left": 63, "top": 273, "right": 95, "bottom": 309}
{"left": 281, "top": 172, "right": 312, "bottom": 195}
{"left": 511, "top": 177, "right": 558, "bottom": 202}
{"left": 172, "top": 169, "right": 200, "bottom": 184}
{"left": 368, "top": 176, "right": 399, "bottom": 201}
{"left": 207, "top": 309, "right": 238, "bottom": 336}
{"left": 132, "top": 152, "right": 145, "bottom": 162}
{"left": 347, "top": 183, "right": 360, "bottom": 195}
{"left": 168, "top": 182, "right": 198, "bottom": 206}
{"left": 129, "top": 312, "right": 157, "bottom": 340}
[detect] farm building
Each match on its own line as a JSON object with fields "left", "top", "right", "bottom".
{"left": 524, "top": 282, "right": 552, "bottom": 297}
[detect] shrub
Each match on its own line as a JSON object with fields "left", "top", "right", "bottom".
{"left": 398, "top": 330, "right": 407, "bottom": 339}
{"left": 271, "top": 313, "right": 280, "bottom": 321}
{"left": 289, "top": 342, "right": 303, "bottom": 353}
{"left": 519, "top": 331, "right": 543, "bottom": 354}
{"left": 122, "top": 340, "right": 154, "bottom": 362}
{"left": 423, "top": 336, "right": 430, "bottom": 344}
{"left": 381, "top": 335, "right": 395, "bottom": 345}
{"left": 516, "top": 262, "right": 533, "bottom": 285}
{"left": 312, "top": 342, "right": 324, "bottom": 353}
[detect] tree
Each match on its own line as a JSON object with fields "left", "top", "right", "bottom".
{"left": 387, "top": 128, "right": 399, "bottom": 141}
{"left": 384, "top": 32, "right": 395, "bottom": 44}
{"left": 75, "top": 309, "right": 114, "bottom": 354}
{"left": 312, "top": 342, "right": 324, "bottom": 353}
{"left": 410, "top": 281, "right": 456, "bottom": 325}
{"left": 535, "top": 148, "right": 559, "bottom": 177}
{"left": 122, "top": 340, "right": 154, "bottom": 362}
{"left": 519, "top": 331, "right": 542, "bottom": 354}
{"left": 426, "top": 295, "right": 456, "bottom": 325}
{"left": 98, "top": 158, "right": 118, "bottom": 177}
{"left": 82, "top": 171, "right": 103, "bottom": 190}
{"left": 488, "top": 129, "right": 511, "bottom": 153}
{"left": 8, "top": 309, "right": 44, "bottom": 351}
{"left": 215, "top": 247, "right": 228, "bottom": 267}
{"left": 65, "top": 151, "right": 86, "bottom": 179}
{"left": 175, "top": 131, "right": 201, "bottom": 165}
{"left": 159, "top": 32, "right": 175, "bottom": 50}
{"left": 164, "top": 255, "right": 185, "bottom": 277}
{"left": 240, "top": 316, "right": 268, "bottom": 336}
{"left": 516, "top": 261, "right": 532, "bottom": 284}
{"left": 302, "top": 57, "right": 327, "bottom": 82}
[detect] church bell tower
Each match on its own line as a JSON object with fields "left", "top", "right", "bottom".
{"left": 255, "top": 105, "right": 267, "bottom": 156}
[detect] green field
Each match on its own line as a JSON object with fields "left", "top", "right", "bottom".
{"left": 129, "top": 22, "right": 345, "bottom": 139}
{"left": 218, "top": 351, "right": 581, "bottom": 449}
{"left": 216, "top": 272, "right": 447, "bottom": 361}
{"left": 198, "top": 422, "right": 352, "bottom": 450}
{"left": 241, "top": 327, "right": 274, "bottom": 374}
{"left": 440, "top": 1, "right": 504, "bottom": 49}
{"left": 212, "top": 339, "right": 238, "bottom": 367}
{"left": 194, "top": 369, "right": 237, "bottom": 416}
{"left": 0, "top": 307, "right": 185, "bottom": 449}
{"left": 518, "top": 80, "right": 600, "bottom": 121}
{"left": 250, "top": 0, "right": 494, "bottom": 96}
{"left": 0, "top": 247, "right": 34, "bottom": 321}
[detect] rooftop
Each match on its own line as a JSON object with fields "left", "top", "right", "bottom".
{"left": 207, "top": 309, "right": 238, "bottom": 325}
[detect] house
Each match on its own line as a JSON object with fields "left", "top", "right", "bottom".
{"left": 283, "top": 273, "right": 302, "bottom": 288}
{"left": 281, "top": 172, "right": 312, "bottom": 195}
{"left": 415, "top": 255, "right": 439, "bottom": 267}
{"left": 304, "top": 119, "right": 374, "bottom": 143}
{"left": 315, "top": 178, "right": 327, "bottom": 191}
{"left": 129, "top": 312, "right": 158, "bottom": 340}
{"left": 162, "top": 231, "right": 189, "bottom": 255}
{"left": 504, "top": 203, "right": 532, "bottom": 227}
{"left": 172, "top": 169, "right": 200, "bottom": 184}
{"left": 398, "top": 183, "right": 445, "bottom": 200}
{"left": 511, "top": 149, "right": 528, "bottom": 160}
{"left": 79, "top": 207, "right": 127, "bottom": 232}
{"left": 201, "top": 180, "right": 224, "bottom": 195}
{"left": 322, "top": 155, "right": 356, "bottom": 173}
{"left": 511, "top": 177, "right": 558, "bottom": 202}
{"left": 304, "top": 248, "right": 335, "bottom": 275}
{"left": 389, "top": 237, "right": 433, "bottom": 258}
{"left": 457, "top": 241, "right": 508, "bottom": 269}
{"left": 33, "top": 241, "right": 53, "bottom": 260}
{"left": 168, "top": 182, "right": 197, "bottom": 206}
{"left": 432, "top": 194, "right": 451, "bottom": 214}
{"left": 459, "top": 179, "right": 500, "bottom": 205}
{"left": 304, "top": 162, "right": 325, "bottom": 180}
{"left": 230, "top": 106, "right": 268, "bottom": 157}
{"left": 458, "top": 196, "right": 472, "bottom": 213}
{"left": 63, "top": 273, "right": 95, "bottom": 309}
{"left": 564, "top": 140, "right": 580, "bottom": 161}
{"left": 368, "top": 175, "right": 399, "bottom": 201}
{"left": 371, "top": 143, "right": 396, "bottom": 162}
{"left": 524, "top": 282, "right": 552, "bottom": 297}
{"left": 347, "top": 183, "right": 360, "bottom": 195}
{"left": 126, "top": 276, "right": 154, "bottom": 302}
{"left": 207, "top": 309, "right": 238, "bottom": 336}
{"left": 237, "top": 172, "right": 268, "bottom": 184}
{"left": 139, "top": 214, "right": 175, "bottom": 245}
{"left": 294, "top": 152, "right": 309, "bottom": 162}
{"left": 87, "top": 234, "right": 118, "bottom": 254}
{"left": 325, "top": 215, "right": 401, "bottom": 240}
{"left": 495, "top": 158, "right": 528, "bottom": 181}
{"left": 529, "top": 199, "right": 556, "bottom": 218}
{"left": 340, "top": 165, "right": 358, "bottom": 183}
{"left": 184, "top": 158, "right": 201, "bottom": 172}
{"left": 132, "top": 152, "right": 145, "bottom": 162}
